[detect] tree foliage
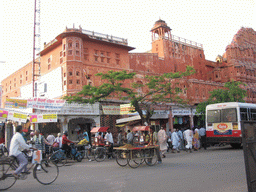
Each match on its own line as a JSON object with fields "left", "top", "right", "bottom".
{"left": 196, "top": 81, "right": 247, "bottom": 121}
{"left": 64, "top": 66, "right": 195, "bottom": 124}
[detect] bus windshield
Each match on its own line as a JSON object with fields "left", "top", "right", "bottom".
{"left": 207, "top": 110, "right": 221, "bottom": 123}
{"left": 222, "top": 108, "right": 237, "bottom": 122}
{"left": 207, "top": 108, "right": 237, "bottom": 123}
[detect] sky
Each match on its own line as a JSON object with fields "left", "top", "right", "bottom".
{"left": 0, "top": 0, "right": 255, "bottom": 83}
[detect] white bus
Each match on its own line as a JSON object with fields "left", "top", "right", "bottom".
{"left": 206, "top": 102, "right": 256, "bottom": 148}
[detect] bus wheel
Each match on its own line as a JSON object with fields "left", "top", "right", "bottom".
{"left": 230, "top": 143, "right": 241, "bottom": 149}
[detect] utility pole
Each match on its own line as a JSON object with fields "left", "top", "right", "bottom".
{"left": 32, "top": 0, "right": 41, "bottom": 98}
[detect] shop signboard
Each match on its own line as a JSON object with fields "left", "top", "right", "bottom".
{"left": 151, "top": 110, "right": 169, "bottom": 119}
{"left": 172, "top": 108, "right": 196, "bottom": 116}
{"left": 5, "top": 98, "right": 27, "bottom": 109}
{"left": 120, "top": 104, "right": 136, "bottom": 115}
{"left": 27, "top": 98, "right": 65, "bottom": 110}
{"left": 30, "top": 113, "right": 58, "bottom": 123}
{"left": 59, "top": 103, "right": 100, "bottom": 115}
{"left": 102, "top": 105, "right": 120, "bottom": 115}
{"left": 0, "top": 109, "right": 8, "bottom": 119}
{"left": 7, "top": 111, "right": 27, "bottom": 123}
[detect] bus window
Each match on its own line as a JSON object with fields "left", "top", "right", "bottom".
{"left": 240, "top": 108, "right": 248, "bottom": 121}
{"left": 222, "top": 108, "right": 237, "bottom": 122}
{"left": 207, "top": 110, "right": 221, "bottom": 123}
{"left": 250, "top": 109, "right": 256, "bottom": 120}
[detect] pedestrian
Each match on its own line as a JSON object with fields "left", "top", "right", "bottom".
{"left": 126, "top": 130, "right": 133, "bottom": 144}
{"left": 167, "top": 130, "right": 172, "bottom": 152}
{"left": 199, "top": 126, "right": 207, "bottom": 150}
{"left": 33, "top": 130, "right": 51, "bottom": 159}
{"left": 150, "top": 127, "right": 162, "bottom": 164}
{"left": 83, "top": 131, "right": 90, "bottom": 143}
{"left": 104, "top": 129, "right": 114, "bottom": 159}
{"left": 30, "top": 132, "right": 35, "bottom": 142}
{"left": 177, "top": 129, "right": 184, "bottom": 150}
{"left": 193, "top": 129, "right": 200, "bottom": 151}
{"left": 53, "top": 133, "right": 62, "bottom": 150}
{"left": 183, "top": 127, "right": 193, "bottom": 152}
{"left": 10, "top": 125, "right": 37, "bottom": 178}
{"left": 158, "top": 127, "right": 168, "bottom": 158}
{"left": 47, "top": 134, "right": 55, "bottom": 145}
{"left": 171, "top": 129, "right": 180, "bottom": 153}
{"left": 153, "top": 129, "right": 158, "bottom": 145}
{"left": 117, "top": 130, "right": 123, "bottom": 146}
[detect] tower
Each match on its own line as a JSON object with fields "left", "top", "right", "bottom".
{"left": 150, "top": 19, "right": 171, "bottom": 58}
{"left": 32, "top": 0, "right": 41, "bottom": 97}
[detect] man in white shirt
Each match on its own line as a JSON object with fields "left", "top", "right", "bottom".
{"left": 46, "top": 134, "right": 55, "bottom": 145}
{"left": 9, "top": 125, "right": 37, "bottom": 178}
{"left": 104, "top": 129, "right": 114, "bottom": 159}
{"left": 183, "top": 127, "right": 193, "bottom": 152}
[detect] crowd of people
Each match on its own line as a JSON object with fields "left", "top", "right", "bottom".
{"left": 166, "top": 126, "right": 207, "bottom": 153}
{"left": 7, "top": 124, "right": 207, "bottom": 177}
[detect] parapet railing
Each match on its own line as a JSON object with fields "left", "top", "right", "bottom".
{"left": 82, "top": 29, "right": 128, "bottom": 45}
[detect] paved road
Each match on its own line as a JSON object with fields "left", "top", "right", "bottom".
{"left": 7, "top": 146, "right": 248, "bottom": 192}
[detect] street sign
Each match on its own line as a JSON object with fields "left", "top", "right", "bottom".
{"left": 241, "top": 121, "right": 256, "bottom": 192}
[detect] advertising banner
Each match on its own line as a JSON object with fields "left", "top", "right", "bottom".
{"left": 102, "top": 105, "right": 120, "bottom": 115}
{"left": 27, "top": 98, "right": 65, "bottom": 110}
{"left": 30, "top": 113, "right": 58, "bottom": 123}
{"left": 0, "top": 109, "right": 8, "bottom": 119}
{"left": 7, "top": 111, "right": 27, "bottom": 123}
{"left": 120, "top": 104, "right": 136, "bottom": 115}
{"left": 5, "top": 99, "right": 27, "bottom": 109}
{"left": 213, "top": 123, "right": 232, "bottom": 135}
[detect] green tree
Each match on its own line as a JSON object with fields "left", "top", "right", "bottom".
{"left": 196, "top": 81, "right": 247, "bottom": 121}
{"left": 65, "top": 66, "right": 195, "bottom": 124}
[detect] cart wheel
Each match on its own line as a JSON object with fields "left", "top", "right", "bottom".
{"left": 115, "top": 150, "right": 128, "bottom": 167}
{"left": 144, "top": 148, "right": 158, "bottom": 166}
{"left": 127, "top": 150, "right": 143, "bottom": 168}
{"left": 95, "top": 147, "right": 106, "bottom": 162}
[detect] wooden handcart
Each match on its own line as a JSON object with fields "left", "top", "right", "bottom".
{"left": 114, "top": 145, "right": 159, "bottom": 168}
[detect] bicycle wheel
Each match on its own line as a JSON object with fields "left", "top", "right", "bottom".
{"left": 50, "top": 150, "right": 67, "bottom": 167}
{"left": 127, "top": 150, "right": 143, "bottom": 168}
{"left": 95, "top": 147, "right": 106, "bottom": 162}
{"left": 34, "top": 160, "right": 59, "bottom": 185}
{"left": 86, "top": 148, "right": 95, "bottom": 161}
{"left": 0, "top": 163, "right": 17, "bottom": 191}
{"left": 115, "top": 150, "right": 127, "bottom": 167}
{"left": 144, "top": 148, "right": 158, "bottom": 166}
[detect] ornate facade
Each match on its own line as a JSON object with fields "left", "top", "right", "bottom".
{"left": 1, "top": 20, "right": 256, "bottom": 135}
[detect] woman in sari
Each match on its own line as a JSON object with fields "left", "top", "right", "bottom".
{"left": 193, "top": 129, "right": 200, "bottom": 151}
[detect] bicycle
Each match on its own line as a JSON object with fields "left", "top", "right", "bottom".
{"left": 85, "top": 144, "right": 116, "bottom": 162}
{"left": 49, "top": 149, "right": 67, "bottom": 166}
{"left": 0, "top": 150, "right": 59, "bottom": 191}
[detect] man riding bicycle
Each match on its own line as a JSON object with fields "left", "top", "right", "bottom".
{"left": 9, "top": 125, "right": 37, "bottom": 178}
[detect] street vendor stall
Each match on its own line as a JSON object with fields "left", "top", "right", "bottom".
{"left": 114, "top": 126, "right": 159, "bottom": 168}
